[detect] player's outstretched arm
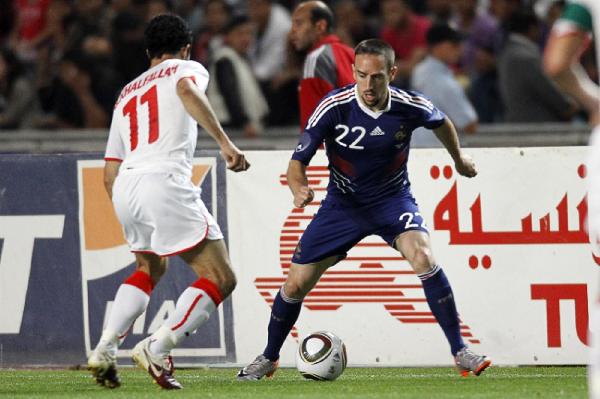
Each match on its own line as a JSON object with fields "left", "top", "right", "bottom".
{"left": 103, "top": 160, "right": 121, "bottom": 199}
{"left": 287, "top": 160, "right": 314, "bottom": 208}
{"left": 176, "top": 77, "right": 250, "bottom": 172}
{"left": 544, "top": 33, "right": 600, "bottom": 125}
{"left": 433, "top": 117, "right": 477, "bottom": 178}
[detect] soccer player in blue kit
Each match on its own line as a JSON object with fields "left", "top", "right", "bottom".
{"left": 237, "top": 39, "right": 491, "bottom": 380}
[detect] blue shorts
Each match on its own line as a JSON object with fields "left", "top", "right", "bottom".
{"left": 291, "top": 192, "right": 428, "bottom": 265}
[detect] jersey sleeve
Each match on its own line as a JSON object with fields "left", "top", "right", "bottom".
{"left": 104, "top": 113, "right": 125, "bottom": 161}
{"left": 291, "top": 97, "right": 334, "bottom": 165}
{"left": 175, "top": 60, "right": 210, "bottom": 92}
{"left": 406, "top": 90, "right": 447, "bottom": 129}
{"left": 559, "top": 2, "right": 593, "bottom": 32}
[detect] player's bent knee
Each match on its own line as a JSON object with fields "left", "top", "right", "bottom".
{"left": 220, "top": 272, "right": 237, "bottom": 298}
{"left": 410, "top": 247, "right": 435, "bottom": 274}
{"left": 282, "top": 280, "right": 310, "bottom": 300}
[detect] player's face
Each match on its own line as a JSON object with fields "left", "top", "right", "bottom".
{"left": 353, "top": 53, "right": 396, "bottom": 110}
{"left": 290, "top": 6, "right": 318, "bottom": 51}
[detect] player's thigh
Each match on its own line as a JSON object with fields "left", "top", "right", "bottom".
{"left": 376, "top": 194, "right": 429, "bottom": 246}
{"left": 112, "top": 174, "right": 154, "bottom": 251}
{"left": 284, "top": 255, "right": 339, "bottom": 300}
{"left": 134, "top": 252, "right": 168, "bottom": 284}
{"left": 178, "top": 238, "right": 236, "bottom": 295}
{"left": 292, "top": 198, "right": 365, "bottom": 266}
{"left": 148, "top": 174, "right": 221, "bottom": 255}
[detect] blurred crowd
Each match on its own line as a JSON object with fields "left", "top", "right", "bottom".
{"left": 0, "top": 0, "right": 597, "bottom": 134}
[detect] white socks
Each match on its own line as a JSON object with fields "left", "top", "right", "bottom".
{"left": 149, "top": 285, "right": 217, "bottom": 356}
{"left": 94, "top": 275, "right": 152, "bottom": 354}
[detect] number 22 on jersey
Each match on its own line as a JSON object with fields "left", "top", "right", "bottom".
{"left": 122, "top": 85, "right": 159, "bottom": 151}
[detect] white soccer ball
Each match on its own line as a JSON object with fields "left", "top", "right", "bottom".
{"left": 296, "top": 331, "right": 347, "bottom": 381}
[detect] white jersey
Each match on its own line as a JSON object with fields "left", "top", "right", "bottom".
{"left": 105, "top": 59, "right": 209, "bottom": 179}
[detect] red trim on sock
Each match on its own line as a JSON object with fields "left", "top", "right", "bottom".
{"left": 192, "top": 277, "right": 223, "bottom": 306}
{"left": 123, "top": 270, "right": 154, "bottom": 295}
{"left": 171, "top": 293, "right": 204, "bottom": 331}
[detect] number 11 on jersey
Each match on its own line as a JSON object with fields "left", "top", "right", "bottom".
{"left": 122, "top": 85, "right": 159, "bottom": 151}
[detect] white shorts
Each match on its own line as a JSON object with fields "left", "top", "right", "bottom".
{"left": 112, "top": 172, "right": 223, "bottom": 256}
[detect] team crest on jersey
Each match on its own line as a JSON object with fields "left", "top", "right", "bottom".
{"left": 296, "top": 133, "right": 312, "bottom": 152}
{"left": 394, "top": 127, "right": 408, "bottom": 141}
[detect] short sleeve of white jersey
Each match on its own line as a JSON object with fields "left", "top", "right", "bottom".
{"left": 174, "top": 60, "right": 210, "bottom": 93}
{"left": 105, "top": 112, "right": 125, "bottom": 161}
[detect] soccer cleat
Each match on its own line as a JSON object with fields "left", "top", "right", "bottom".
{"left": 132, "top": 337, "right": 182, "bottom": 389}
{"left": 237, "top": 354, "right": 279, "bottom": 381}
{"left": 454, "top": 347, "right": 492, "bottom": 377}
{"left": 88, "top": 347, "right": 121, "bottom": 389}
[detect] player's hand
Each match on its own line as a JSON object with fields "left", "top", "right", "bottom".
{"left": 293, "top": 186, "right": 314, "bottom": 208}
{"left": 221, "top": 143, "right": 250, "bottom": 172}
{"left": 455, "top": 153, "right": 477, "bottom": 178}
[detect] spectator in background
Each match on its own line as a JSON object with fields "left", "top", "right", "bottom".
{"left": 207, "top": 15, "right": 269, "bottom": 138}
{"left": 333, "top": 0, "right": 378, "bottom": 47}
{"left": 0, "top": 0, "right": 15, "bottom": 45}
{"left": 426, "top": 0, "right": 453, "bottom": 24}
{"left": 289, "top": 1, "right": 354, "bottom": 129}
{"left": 379, "top": 0, "right": 431, "bottom": 87}
{"left": 544, "top": 0, "right": 598, "bottom": 125}
{"left": 193, "top": 0, "right": 231, "bottom": 65}
{"left": 248, "top": 0, "right": 291, "bottom": 85}
{"left": 111, "top": 11, "right": 148, "bottom": 85}
{"left": 498, "top": 9, "right": 577, "bottom": 122}
{"left": 177, "top": 0, "right": 204, "bottom": 36}
{"left": 489, "top": 0, "right": 522, "bottom": 23}
{"left": 0, "top": 47, "right": 37, "bottom": 129}
{"left": 36, "top": 50, "right": 110, "bottom": 128}
{"left": 147, "top": 0, "right": 174, "bottom": 21}
{"left": 453, "top": 0, "right": 502, "bottom": 123}
{"left": 412, "top": 24, "right": 478, "bottom": 134}
{"left": 65, "top": 0, "right": 112, "bottom": 52}
{"left": 9, "top": 0, "right": 52, "bottom": 62}
{"left": 536, "top": 0, "right": 566, "bottom": 45}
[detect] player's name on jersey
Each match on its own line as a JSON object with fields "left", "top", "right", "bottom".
{"left": 115, "top": 64, "right": 180, "bottom": 108}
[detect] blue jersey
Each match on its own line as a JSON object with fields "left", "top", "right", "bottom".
{"left": 292, "top": 84, "right": 446, "bottom": 205}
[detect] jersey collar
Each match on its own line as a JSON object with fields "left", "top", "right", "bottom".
{"left": 310, "top": 34, "right": 343, "bottom": 52}
{"left": 354, "top": 85, "right": 392, "bottom": 119}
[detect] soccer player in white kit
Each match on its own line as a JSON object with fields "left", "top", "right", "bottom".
{"left": 544, "top": 2, "right": 599, "bottom": 397}
{"left": 87, "top": 14, "right": 249, "bottom": 390}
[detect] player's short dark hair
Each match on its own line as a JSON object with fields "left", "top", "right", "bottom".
{"left": 308, "top": 3, "right": 335, "bottom": 33}
{"left": 144, "top": 14, "right": 192, "bottom": 59}
{"left": 354, "top": 39, "right": 395, "bottom": 71}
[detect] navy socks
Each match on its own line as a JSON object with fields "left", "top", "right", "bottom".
{"left": 419, "top": 265, "right": 465, "bottom": 356}
{"left": 263, "top": 288, "right": 303, "bottom": 361}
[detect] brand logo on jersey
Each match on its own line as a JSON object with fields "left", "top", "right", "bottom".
{"left": 369, "top": 126, "right": 385, "bottom": 136}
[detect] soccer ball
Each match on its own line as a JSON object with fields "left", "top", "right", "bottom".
{"left": 296, "top": 331, "right": 347, "bottom": 381}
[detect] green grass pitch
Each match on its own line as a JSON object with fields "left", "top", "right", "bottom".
{"left": 0, "top": 367, "right": 586, "bottom": 398}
